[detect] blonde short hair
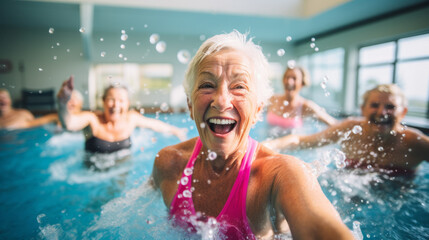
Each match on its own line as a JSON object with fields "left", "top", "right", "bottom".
{"left": 285, "top": 66, "right": 311, "bottom": 86}
{"left": 183, "top": 30, "right": 273, "bottom": 107}
{"left": 362, "top": 84, "right": 408, "bottom": 108}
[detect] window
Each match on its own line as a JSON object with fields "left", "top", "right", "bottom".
{"left": 299, "top": 48, "right": 345, "bottom": 112}
{"left": 91, "top": 63, "right": 173, "bottom": 110}
{"left": 357, "top": 33, "right": 429, "bottom": 118}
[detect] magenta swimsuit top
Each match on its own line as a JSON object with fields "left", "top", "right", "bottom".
{"left": 170, "top": 136, "right": 258, "bottom": 239}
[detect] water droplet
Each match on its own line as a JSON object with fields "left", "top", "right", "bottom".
{"left": 38, "top": 68, "right": 43, "bottom": 71}
{"left": 287, "top": 60, "right": 296, "bottom": 68}
{"left": 330, "top": 190, "right": 337, "bottom": 196}
{"left": 53, "top": 56, "right": 57, "bottom": 60}
{"left": 136, "top": 42, "right": 140, "bottom": 46}
{"left": 139, "top": 108, "right": 145, "bottom": 115}
{"left": 155, "top": 41, "right": 166, "bottom": 53}
{"left": 352, "top": 125, "right": 362, "bottom": 134}
{"left": 120, "top": 44, "right": 125, "bottom": 49}
{"left": 183, "top": 190, "right": 192, "bottom": 198}
{"left": 121, "top": 30, "right": 126, "bottom": 34}
{"left": 118, "top": 53, "right": 123, "bottom": 58}
{"left": 286, "top": 36, "right": 292, "bottom": 42}
{"left": 37, "top": 213, "right": 46, "bottom": 224}
{"left": 329, "top": 149, "right": 346, "bottom": 169}
{"left": 79, "top": 27, "right": 85, "bottom": 33}
{"left": 184, "top": 168, "right": 193, "bottom": 176}
{"left": 121, "top": 33, "right": 128, "bottom": 41}
{"left": 310, "top": 43, "right": 315, "bottom": 48}
{"left": 311, "top": 37, "right": 316, "bottom": 42}
{"left": 39, "top": 90, "right": 43, "bottom": 94}
{"left": 149, "top": 33, "right": 160, "bottom": 44}
{"left": 208, "top": 151, "right": 217, "bottom": 161}
{"left": 277, "top": 49, "right": 285, "bottom": 57}
{"left": 200, "top": 35, "right": 206, "bottom": 41}
{"left": 56, "top": 42, "right": 60, "bottom": 46}
{"left": 144, "top": 24, "right": 148, "bottom": 28}
{"left": 66, "top": 49, "right": 70, "bottom": 52}
{"left": 100, "top": 51, "right": 106, "bottom": 57}
{"left": 282, "top": 112, "right": 290, "bottom": 118}
{"left": 207, "top": 179, "right": 211, "bottom": 184}
{"left": 100, "top": 37, "right": 104, "bottom": 42}
{"left": 315, "top": 47, "right": 319, "bottom": 52}
{"left": 390, "top": 130, "right": 397, "bottom": 136}
{"left": 48, "top": 28, "right": 54, "bottom": 34}
{"left": 200, "top": 122, "right": 206, "bottom": 129}
{"left": 377, "top": 146, "right": 384, "bottom": 152}
{"left": 177, "top": 50, "right": 191, "bottom": 64}
{"left": 160, "top": 102, "right": 169, "bottom": 112}
{"left": 181, "top": 176, "right": 189, "bottom": 185}
{"left": 283, "top": 100, "right": 289, "bottom": 106}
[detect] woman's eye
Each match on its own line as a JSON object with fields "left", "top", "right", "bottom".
{"left": 198, "top": 83, "right": 214, "bottom": 89}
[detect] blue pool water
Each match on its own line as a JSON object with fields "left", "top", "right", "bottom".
{"left": 0, "top": 113, "right": 428, "bottom": 239}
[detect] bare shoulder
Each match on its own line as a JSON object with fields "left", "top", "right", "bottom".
{"left": 403, "top": 127, "right": 429, "bottom": 144}
{"left": 252, "top": 144, "right": 312, "bottom": 181}
{"left": 154, "top": 137, "right": 198, "bottom": 172}
{"left": 16, "top": 108, "right": 34, "bottom": 120}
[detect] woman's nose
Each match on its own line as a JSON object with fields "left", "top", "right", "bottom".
{"left": 212, "top": 85, "right": 233, "bottom": 112}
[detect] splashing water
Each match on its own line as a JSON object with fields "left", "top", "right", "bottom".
{"left": 184, "top": 168, "right": 193, "bottom": 176}
{"left": 287, "top": 60, "right": 296, "bottom": 68}
{"left": 310, "top": 42, "right": 316, "bottom": 48}
{"left": 160, "top": 102, "right": 169, "bottom": 112}
{"left": 277, "top": 49, "right": 285, "bottom": 57}
{"left": 121, "top": 33, "right": 128, "bottom": 41}
{"left": 100, "top": 52, "right": 106, "bottom": 57}
{"left": 352, "top": 221, "right": 364, "bottom": 240}
{"left": 177, "top": 50, "right": 191, "bottom": 64}
{"left": 79, "top": 27, "right": 85, "bottom": 33}
{"left": 155, "top": 41, "right": 166, "bottom": 53}
{"left": 208, "top": 151, "right": 217, "bottom": 161}
{"left": 352, "top": 125, "right": 362, "bottom": 134}
{"left": 48, "top": 28, "right": 54, "bottom": 34}
{"left": 286, "top": 36, "right": 292, "bottom": 42}
{"left": 120, "top": 44, "right": 125, "bottom": 49}
{"left": 150, "top": 34, "right": 160, "bottom": 44}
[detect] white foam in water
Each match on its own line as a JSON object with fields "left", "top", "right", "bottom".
{"left": 352, "top": 221, "right": 363, "bottom": 240}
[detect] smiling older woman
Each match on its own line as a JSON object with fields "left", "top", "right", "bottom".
{"left": 57, "top": 76, "right": 187, "bottom": 156}
{"left": 151, "top": 31, "right": 353, "bottom": 239}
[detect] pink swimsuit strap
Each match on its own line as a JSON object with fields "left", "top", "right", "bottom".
{"left": 170, "top": 136, "right": 258, "bottom": 239}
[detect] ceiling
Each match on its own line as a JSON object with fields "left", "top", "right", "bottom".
{"left": 1, "top": 0, "right": 428, "bottom": 43}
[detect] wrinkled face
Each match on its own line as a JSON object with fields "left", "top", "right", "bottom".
{"left": 189, "top": 49, "right": 262, "bottom": 157}
{"left": 103, "top": 88, "right": 129, "bottom": 122}
{"left": 283, "top": 68, "right": 303, "bottom": 94}
{"left": 0, "top": 91, "right": 12, "bottom": 111}
{"left": 361, "top": 91, "right": 407, "bottom": 134}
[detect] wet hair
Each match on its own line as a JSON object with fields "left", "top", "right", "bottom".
{"left": 284, "top": 66, "right": 311, "bottom": 86}
{"left": 102, "top": 83, "right": 129, "bottom": 101}
{"left": 183, "top": 30, "right": 273, "bottom": 107}
{"left": 362, "top": 84, "right": 408, "bottom": 108}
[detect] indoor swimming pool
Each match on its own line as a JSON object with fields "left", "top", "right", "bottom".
{"left": 0, "top": 113, "right": 428, "bottom": 239}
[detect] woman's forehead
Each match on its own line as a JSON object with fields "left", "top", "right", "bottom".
{"left": 198, "top": 49, "right": 252, "bottom": 71}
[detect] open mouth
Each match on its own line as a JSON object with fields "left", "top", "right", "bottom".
{"left": 370, "top": 115, "right": 393, "bottom": 126}
{"left": 207, "top": 118, "right": 237, "bottom": 134}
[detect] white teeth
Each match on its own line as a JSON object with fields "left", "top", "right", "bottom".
{"left": 208, "top": 118, "right": 236, "bottom": 125}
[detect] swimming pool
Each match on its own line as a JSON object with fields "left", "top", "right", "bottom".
{"left": 0, "top": 113, "right": 428, "bottom": 239}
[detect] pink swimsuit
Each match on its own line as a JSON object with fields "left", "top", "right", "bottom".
{"left": 170, "top": 136, "right": 258, "bottom": 239}
{"left": 267, "top": 111, "right": 303, "bottom": 129}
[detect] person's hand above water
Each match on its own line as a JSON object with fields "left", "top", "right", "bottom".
{"left": 57, "top": 75, "right": 74, "bottom": 104}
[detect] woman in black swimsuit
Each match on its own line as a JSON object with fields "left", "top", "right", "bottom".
{"left": 57, "top": 76, "right": 187, "bottom": 168}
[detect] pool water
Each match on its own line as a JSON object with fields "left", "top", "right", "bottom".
{"left": 0, "top": 113, "right": 428, "bottom": 239}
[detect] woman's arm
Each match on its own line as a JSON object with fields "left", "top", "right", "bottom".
{"left": 273, "top": 156, "right": 354, "bottom": 240}
{"left": 57, "top": 76, "right": 93, "bottom": 131}
{"left": 130, "top": 110, "right": 187, "bottom": 141}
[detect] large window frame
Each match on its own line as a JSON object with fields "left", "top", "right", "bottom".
{"left": 356, "top": 32, "right": 429, "bottom": 119}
